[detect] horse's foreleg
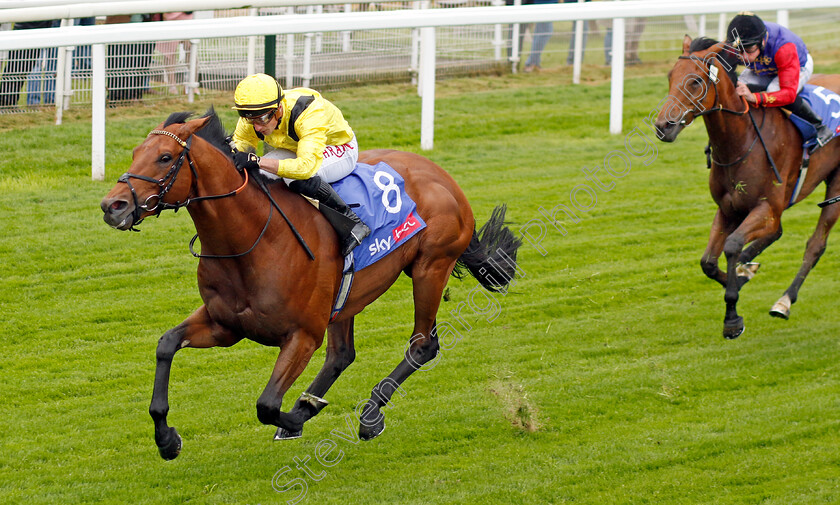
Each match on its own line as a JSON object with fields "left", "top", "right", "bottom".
{"left": 275, "top": 319, "right": 356, "bottom": 440}
{"left": 700, "top": 209, "right": 731, "bottom": 287}
{"left": 739, "top": 224, "right": 782, "bottom": 265}
{"left": 771, "top": 193, "right": 840, "bottom": 319}
{"left": 721, "top": 204, "right": 779, "bottom": 339}
{"left": 359, "top": 260, "right": 451, "bottom": 441}
{"left": 256, "top": 330, "right": 320, "bottom": 436}
{"left": 150, "top": 306, "right": 241, "bottom": 460}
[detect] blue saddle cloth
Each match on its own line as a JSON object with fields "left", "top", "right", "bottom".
{"left": 789, "top": 84, "right": 840, "bottom": 150}
{"left": 332, "top": 161, "right": 426, "bottom": 271}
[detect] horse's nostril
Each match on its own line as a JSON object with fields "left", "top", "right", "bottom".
{"left": 101, "top": 198, "right": 129, "bottom": 215}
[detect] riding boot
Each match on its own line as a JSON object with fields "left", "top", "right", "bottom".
{"left": 785, "top": 95, "right": 834, "bottom": 149}
{"left": 288, "top": 176, "right": 371, "bottom": 256}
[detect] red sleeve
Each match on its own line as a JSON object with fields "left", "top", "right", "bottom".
{"left": 755, "top": 43, "right": 800, "bottom": 107}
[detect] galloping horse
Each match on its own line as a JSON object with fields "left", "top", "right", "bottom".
{"left": 655, "top": 36, "right": 840, "bottom": 338}
{"left": 100, "top": 109, "right": 521, "bottom": 459}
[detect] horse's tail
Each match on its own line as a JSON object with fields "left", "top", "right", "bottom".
{"left": 453, "top": 204, "right": 522, "bottom": 292}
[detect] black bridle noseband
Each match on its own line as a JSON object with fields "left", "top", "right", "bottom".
{"left": 117, "top": 128, "right": 314, "bottom": 260}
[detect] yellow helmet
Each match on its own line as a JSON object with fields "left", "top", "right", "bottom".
{"left": 232, "top": 73, "right": 283, "bottom": 117}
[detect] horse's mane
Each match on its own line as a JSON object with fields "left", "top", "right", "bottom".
{"left": 688, "top": 36, "right": 741, "bottom": 86}
{"left": 163, "top": 107, "right": 232, "bottom": 159}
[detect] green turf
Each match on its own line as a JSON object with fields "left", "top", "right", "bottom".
{"left": 2, "top": 61, "right": 840, "bottom": 505}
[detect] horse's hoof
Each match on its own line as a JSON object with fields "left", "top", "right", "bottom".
{"left": 275, "top": 411, "right": 304, "bottom": 433}
{"left": 723, "top": 317, "right": 745, "bottom": 340}
{"left": 769, "top": 295, "right": 791, "bottom": 320}
{"left": 735, "top": 262, "right": 760, "bottom": 280}
{"left": 274, "top": 427, "right": 302, "bottom": 441}
{"left": 157, "top": 427, "right": 182, "bottom": 460}
{"left": 359, "top": 419, "right": 385, "bottom": 441}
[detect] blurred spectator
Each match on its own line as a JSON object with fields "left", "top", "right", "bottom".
{"left": 506, "top": 0, "right": 534, "bottom": 68}
{"left": 72, "top": 17, "right": 96, "bottom": 74}
{"left": 568, "top": 0, "right": 645, "bottom": 66}
{"left": 26, "top": 20, "right": 61, "bottom": 107}
{"left": 156, "top": 12, "right": 194, "bottom": 95}
{"left": 625, "top": 17, "right": 646, "bottom": 65}
{"left": 565, "top": 0, "right": 590, "bottom": 65}
{"left": 523, "top": 0, "right": 558, "bottom": 72}
{"left": 0, "top": 20, "right": 58, "bottom": 108}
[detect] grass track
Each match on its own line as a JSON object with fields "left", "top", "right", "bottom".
{"left": 1, "top": 61, "right": 840, "bottom": 504}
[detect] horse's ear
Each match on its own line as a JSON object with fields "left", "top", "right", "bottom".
{"left": 682, "top": 34, "right": 692, "bottom": 55}
{"left": 183, "top": 116, "right": 212, "bottom": 136}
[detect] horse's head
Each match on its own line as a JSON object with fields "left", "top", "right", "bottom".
{"left": 654, "top": 35, "right": 742, "bottom": 142}
{"left": 101, "top": 109, "right": 230, "bottom": 230}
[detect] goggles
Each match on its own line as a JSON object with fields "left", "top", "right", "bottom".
{"left": 242, "top": 109, "right": 276, "bottom": 127}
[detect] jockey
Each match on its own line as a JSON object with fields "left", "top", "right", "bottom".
{"left": 727, "top": 12, "right": 834, "bottom": 150}
{"left": 231, "top": 73, "right": 371, "bottom": 256}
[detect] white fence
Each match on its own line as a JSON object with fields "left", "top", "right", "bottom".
{"left": 1, "top": 2, "right": 508, "bottom": 111}
{"left": 0, "top": 0, "right": 839, "bottom": 179}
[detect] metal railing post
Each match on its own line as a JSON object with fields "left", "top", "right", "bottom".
{"left": 608, "top": 17, "right": 624, "bottom": 135}
{"left": 420, "top": 26, "right": 435, "bottom": 150}
{"left": 91, "top": 43, "right": 106, "bottom": 181}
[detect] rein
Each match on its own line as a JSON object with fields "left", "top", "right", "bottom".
{"left": 678, "top": 54, "right": 782, "bottom": 184}
{"left": 705, "top": 109, "right": 764, "bottom": 167}
{"left": 118, "top": 128, "right": 314, "bottom": 261}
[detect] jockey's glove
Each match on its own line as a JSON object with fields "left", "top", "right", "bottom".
{"left": 233, "top": 151, "right": 261, "bottom": 172}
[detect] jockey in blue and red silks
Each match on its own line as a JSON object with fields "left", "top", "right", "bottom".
{"left": 727, "top": 11, "right": 833, "bottom": 150}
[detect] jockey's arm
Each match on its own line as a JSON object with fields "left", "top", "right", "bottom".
{"left": 754, "top": 43, "right": 801, "bottom": 107}
{"left": 232, "top": 118, "right": 259, "bottom": 153}
{"left": 258, "top": 127, "right": 327, "bottom": 180}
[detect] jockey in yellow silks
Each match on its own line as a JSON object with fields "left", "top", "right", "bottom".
{"left": 231, "top": 73, "right": 370, "bottom": 256}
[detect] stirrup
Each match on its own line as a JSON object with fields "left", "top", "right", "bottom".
{"left": 340, "top": 222, "right": 371, "bottom": 257}
{"left": 816, "top": 126, "right": 834, "bottom": 148}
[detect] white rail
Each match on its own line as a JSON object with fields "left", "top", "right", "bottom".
{"left": 0, "top": 0, "right": 395, "bottom": 22}
{"left": 0, "top": 0, "right": 836, "bottom": 179}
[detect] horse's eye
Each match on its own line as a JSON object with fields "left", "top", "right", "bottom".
{"left": 159, "top": 154, "right": 173, "bottom": 164}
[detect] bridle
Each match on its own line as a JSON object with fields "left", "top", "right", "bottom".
{"left": 118, "top": 129, "right": 249, "bottom": 230}
{"left": 676, "top": 53, "right": 782, "bottom": 183}
{"left": 117, "top": 127, "right": 314, "bottom": 260}
{"left": 675, "top": 54, "right": 750, "bottom": 121}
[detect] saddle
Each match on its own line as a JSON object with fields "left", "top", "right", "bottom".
{"left": 788, "top": 84, "right": 840, "bottom": 152}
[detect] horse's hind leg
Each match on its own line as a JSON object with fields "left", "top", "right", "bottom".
{"left": 359, "top": 259, "right": 453, "bottom": 440}
{"left": 735, "top": 225, "right": 782, "bottom": 285}
{"left": 274, "top": 318, "right": 356, "bottom": 440}
{"left": 771, "top": 190, "right": 840, "bottom": 319}
{"left": 150, "top": 306, "right": 241, "bottom": 460}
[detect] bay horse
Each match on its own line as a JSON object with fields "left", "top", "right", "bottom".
{"left": 655, "top": 36, "right": 840, "bottom": 339}
{"left": 100, "top": 109, "right": 521, "bottom": 460}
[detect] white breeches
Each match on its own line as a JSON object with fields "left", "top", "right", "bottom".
{"left": 262, "top": 136, "right": 359, "bottom": 184}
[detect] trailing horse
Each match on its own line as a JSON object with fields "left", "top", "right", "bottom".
{"left": 100, "top": 109, "right": 521, "bottom": 459}
{"left": 655, "top": 36, "right": 840, "bottom": 338}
